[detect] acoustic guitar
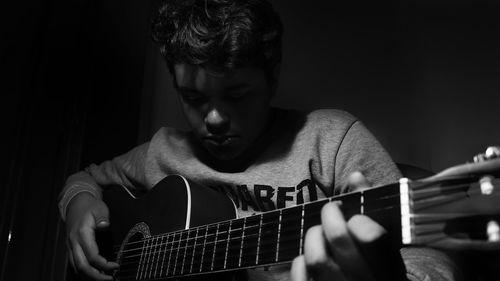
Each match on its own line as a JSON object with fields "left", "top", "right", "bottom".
{"left": 99, "top": 149, "right": 500, "bottom": 280}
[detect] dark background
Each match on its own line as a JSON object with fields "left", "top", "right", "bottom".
{"left": 1, "top": 0, "right": 499, "bottom": 280}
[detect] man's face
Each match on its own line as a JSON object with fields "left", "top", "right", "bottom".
{"left": 173, "top": 64, "right": 273, "bottom": 162}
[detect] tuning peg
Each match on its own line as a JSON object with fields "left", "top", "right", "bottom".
{"left": 480, "top": 176, "right": 495, "bottom": 195}
{"left": 485, "top": 146, "right": 500, "bottom": 160}
{"left": 474, "top": 146, "right": 500, "bottom": 163}
{"left": 487, "top": 220, "right": 500, "bottom": 242}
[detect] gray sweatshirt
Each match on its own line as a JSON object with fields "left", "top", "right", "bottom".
{"left": 58, "top": 108, "right": 462, "bottom": 281}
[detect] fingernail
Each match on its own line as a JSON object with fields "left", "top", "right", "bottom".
{"left": 97, "top": 220, "right": 109, "bottom": 227}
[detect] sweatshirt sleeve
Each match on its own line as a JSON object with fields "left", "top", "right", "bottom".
{"left": 334, "top": 121, "right": 463, "bottom": 281}
{"left": 334, "top": 120, "right": 401, "bottom": 193}
{"left": 58, "top": 141, "right": 150, "bottom": 221}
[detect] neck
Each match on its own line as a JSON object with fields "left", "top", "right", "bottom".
{"left": 203, "top": 108, "right": 279, "bottom": 173}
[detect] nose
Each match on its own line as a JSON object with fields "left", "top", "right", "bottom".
{"left": 204, "top": 107, "right": 230, "bottom": 135}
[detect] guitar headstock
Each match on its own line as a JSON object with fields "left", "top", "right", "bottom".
{"left": 404, "top": 147, "right": 500, "bottom": 251}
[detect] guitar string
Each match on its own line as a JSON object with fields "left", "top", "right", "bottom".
{"left": 115, "top": 208, "right": 327, "bottom": 255}
{"left": 112, "top": 181, "right": 475, "bottom": 256}
{"left": 116, "top": 210, "right": 475, "bottom": 273}
{"left": 113, "top": 180, "right": 475, "bottom": 255}
{"left": 114, "top": 204, "right": 399, "bottom": 277}
{"left": 117, "top": 209, "right": 472, "bottom": 276}
{"left": 117, "top": 246, "right": 304, "bottom": 279}
{"left": 116, "top": 224, "right": 461, "bottom": 280}
{"left": 118, "top": 213, "right": 486, "bottom": 281}
{"left": 119, "top": 222, "right": 493, "bottom": 277}
{"left": 113, "top": 179, "right": 476, "bottom": 254}
{"left": 113, "top": 174, "right": 494, "bottom": 253}
{"left": 117, "top": 216, "right": 492, "bottom": 277}
{"left": 110, "top": 181, "right": 486, "bottom": 279}
{"left": 119, "top": 209, "right": 497, "bottom": 276}
{"left": 117, "top": 222, "right": 325, "bottom": 265}
{"left": 112, "top": 181, "right": 475, "bottom": 251}
{"left": 113, "top": 185, "right": 408, "bottom": 252}
{"left": 113, "top": 200, "right": 398, "bottom": 255}
{"left": 116, "top": 228, "right": 354, "bottom": 278}
{"left": 117, "top": 207, "right": 444, "bottom": 278}
{"left": 116, "top": 233, "right": 310, "bottom": 275}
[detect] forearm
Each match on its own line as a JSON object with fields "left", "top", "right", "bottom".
{"left": 58, "top": 142, "right": 150, "bottom": 221}
{"left": 58, "top": 171, "right": 103, "bottom": 221}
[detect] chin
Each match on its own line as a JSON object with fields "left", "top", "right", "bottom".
{"left": 210, "top": 152, "right": 240, "bottom": 162}
{"left": 206, "top": 147, "right": 245, "bottom": 162}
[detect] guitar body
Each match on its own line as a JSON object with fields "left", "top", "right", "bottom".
{"left": 93, "top": 156, "right": 500, "bottom": 281}
{"left": 99, "top": 175, "right": 244, "bottom": 281}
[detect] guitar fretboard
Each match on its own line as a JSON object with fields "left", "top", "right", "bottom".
{"left": 117, "top": 183, "right": 401, "bottom": 280}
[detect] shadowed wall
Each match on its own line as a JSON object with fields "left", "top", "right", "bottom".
{"left": 140, "top": 1, "right": 500, "bottom": 172}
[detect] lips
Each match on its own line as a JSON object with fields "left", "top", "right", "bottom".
{"left": 204, "top": 135, "right": 238, "bottom": 146}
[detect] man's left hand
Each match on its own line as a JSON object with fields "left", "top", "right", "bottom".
{"left": 290, "top": 172, "right": 407, "bottom": 281}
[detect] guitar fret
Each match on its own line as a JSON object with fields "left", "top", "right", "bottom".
{"left": 143, "top": 237, "right": 152, "bottom": 280}
{"left": 168, "top": 232, "right": 180, "bottom": 276}
{"left": 240, "top": 215, "right": 259, "bottom": 267}
{"left": 210, "top": 224, "right": 220, "bottom": 271}
{"left": 201, "top": 225, "right": 217, "bottom": 272}
{"left": 299, "top": 204, "right": 305, "bottom": 255}
{"left": 151, "top": 236, "right": 159, "bottom": 279}
{"left": 278, "top": 206, "right": 302, "bottom": 261}
{"left": 173, "top": 231, "right": 185, "bottom": 276}
{"left": 200, "top": 225, "right": 209, "bottom": 272}
{"left": 224, "top": 221, "right": 232, "bottom": 269}
{"left": 139, "top": 238, "right": 146, "bottom": 280}
{"left": 159, "top": 234, "right": 169, "bottom": 277}
{"left": 238, "top": 217, "right": 246, "bottom": 267}
{"left": 150, "top": 236, "right": 157, "bottom": 279}
{"left": 193, "top": 226, "right": 206, "bottom": 273}
{"left": 165, "top": 233, "right": 174, "bottom": 277}
{"left": 181, "top": 230, "right": 191, "bottom": 274}
{"left": 360, "top": 191, "right": 364, "bottom": 214}
{"left": 148, "top": 237, "right": 156, "bottom": 279}
{"left": 185, "top": 228, "right": 197, "bottom": 274}
{"left": 275, "top": 210, "right": 282, "bottom": 262}
{"left": 259, "top": 211, "right": 279, "bottom": 265}
{"left": 153, "top": 236, "right": 160, "bottom": 278}
{"left": 255, "top": 214, "right": 263, "bottom": 265}
{"left": 146, "top": 237, "right": 152, "bottom": 280}
{"left": 226, "top": 218, "right": 243, "bottom": 270}
{"left": 136, "top": 238, "right": 147, "bottom": 280}
{"left": 190, "top": 227, "right": 199, "bottom": 274}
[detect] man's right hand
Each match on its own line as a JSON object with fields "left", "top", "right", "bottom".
{"left": 65, "top": 192, "right": 119, "bottom": 280}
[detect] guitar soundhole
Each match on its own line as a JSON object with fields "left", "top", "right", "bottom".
{"left": 113, "top": 222, "right": 150, "bottom": 281}
{"left": 116, "top": 232, "right": 144, "bottom": 281}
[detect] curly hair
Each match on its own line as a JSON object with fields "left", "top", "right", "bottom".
{"left": 151, "top": 0, "right": 283, "bottom": 78}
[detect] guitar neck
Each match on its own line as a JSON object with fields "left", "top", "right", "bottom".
{"left": 121, "top": 182, "right": 403, "bottom": 280}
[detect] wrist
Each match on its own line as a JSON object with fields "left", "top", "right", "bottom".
{"left": 65, "top": 191, "right": 101, "bottom": 223}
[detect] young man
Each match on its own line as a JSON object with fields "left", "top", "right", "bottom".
{"left": 59, "top": 0, "right": 461, "bottom": 280}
